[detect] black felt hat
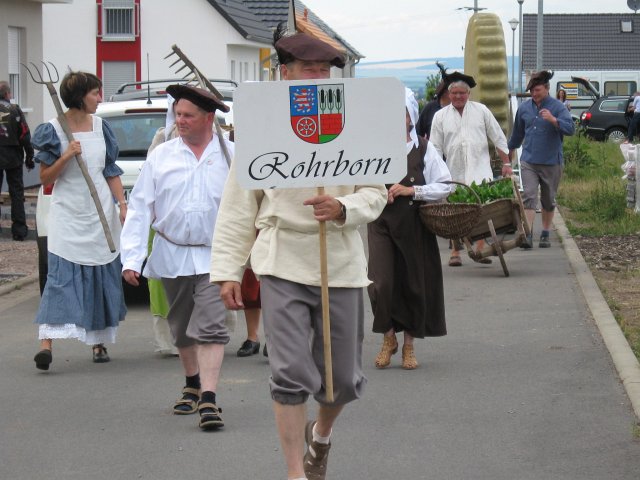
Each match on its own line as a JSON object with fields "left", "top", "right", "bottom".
{"left": 275, "top": 32, "right": 346, "bottom": 68}
{"left": 444, "top": 71, "right": 477, "bottom": 89}
{"left": 526, "top": 70, "right": 554, "bottom": 91}
{"left": 166, "top": 84, "right": 229, "bottom": 113}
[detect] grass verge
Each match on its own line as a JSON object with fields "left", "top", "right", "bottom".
{"left": 557, "top": 131, "right": 640, "bottom": 360}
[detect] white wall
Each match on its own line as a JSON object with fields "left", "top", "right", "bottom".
{"left": 227, "top": 45, "right": 261, "bottom": 82}
{"left": 42, "top": 0, "right": 97, "bottom": 121}
{"left": 0, "top": 0, "right": 46, "bottom": 188}
{"left": 141, "top": 0, "right": 265, "bottom": 83}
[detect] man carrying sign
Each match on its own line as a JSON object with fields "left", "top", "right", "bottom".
{"left": 210, "top": 30, "right": 387, "bottom": 480}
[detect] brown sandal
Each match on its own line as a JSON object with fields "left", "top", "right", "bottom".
{"left": 375, "top": 335, "right": 398, "bottom": 368}
{"left": 173, "top": 387, "right": 200, "bottom": 415}
{"left": 198, "top": 401, "right": 224, "bottom": 430}
{"left": 402, "top": 345, "right": 418, "bottom": 370}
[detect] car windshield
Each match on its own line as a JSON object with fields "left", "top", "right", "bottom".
{"left": 106, "top": 114, "right": 166, "bottom": 158}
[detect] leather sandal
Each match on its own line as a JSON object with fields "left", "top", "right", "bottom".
{"left": 303, "top": 420, "right": 331, "bottom": 480}
{"left": 198, "top": 401, "right": 224, "bottom": 430}
{"left": 375, "top": 334, "right": 398, "bottom": 368}
{"left": 402, "top": 344, "right": 418, "bottom": 370}
{"left": 448, "top": 255, "right": 462, "bottom": 267}
{"left": 173, "top": 386, "right": 200, "bottom": 415}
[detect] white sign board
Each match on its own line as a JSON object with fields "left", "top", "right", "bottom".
{"left": 233, "top": 77, "right": 407, "bottom": 189}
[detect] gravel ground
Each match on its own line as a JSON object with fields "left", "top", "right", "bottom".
{"left": 0, "top": 235, "right": 38, "bottom": 285}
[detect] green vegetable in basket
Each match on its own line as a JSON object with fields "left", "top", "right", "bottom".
{"left": 447, "top": 178, "right": 514, "bottom": 204}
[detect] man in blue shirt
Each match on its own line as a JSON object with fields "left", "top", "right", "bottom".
{"left": 508, "top": 71, "right": 575, "bottom": 248}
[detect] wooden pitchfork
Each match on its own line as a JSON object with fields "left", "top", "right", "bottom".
{"left": 23, "top": 62, "right": 115, "bottom": 253}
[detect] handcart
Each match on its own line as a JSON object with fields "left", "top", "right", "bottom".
{"left": 419, "top": 178, "right": 531, "bottom": 277}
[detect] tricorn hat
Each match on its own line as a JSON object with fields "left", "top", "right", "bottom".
{"left": 445, "top": 71, "right": 477, "bottom": 89}
{"left": 166, "top": 84, "right": 229, "bottom": 113}
{"left": 275, "top": 32, "right": 346, "bottom": 69}
{"left": 526, "top": 70, "right": 554, "bottom": 91}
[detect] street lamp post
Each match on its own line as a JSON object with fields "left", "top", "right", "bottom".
{"left": 509, "top": 18, "right": 519, "bottom": 93}
{"left": 517, "top": 0, "right": 524, "bottom": 92}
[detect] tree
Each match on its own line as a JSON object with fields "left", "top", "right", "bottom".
{"left": 424, "top": 72, "right": 442, "bottom": 102}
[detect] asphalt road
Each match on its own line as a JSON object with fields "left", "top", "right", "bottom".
{"left": 2, "top": 233, "right": 640, "bottom": 479}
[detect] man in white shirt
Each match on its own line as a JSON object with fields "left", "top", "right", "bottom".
{"left": 120, "top": 84, "right": 232, "bottom": 431}
{"left": 430, "top": 72, "right": 511, "bottom": 266}
{"left": 210, "top": 28, "right": 387, "bottom": 480}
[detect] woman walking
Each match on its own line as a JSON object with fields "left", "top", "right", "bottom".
{"left": 31, "top": 71, "right": 127, "bottom": 370}
{"left": 368, "top": 89, "right": 451, "bottom": 370}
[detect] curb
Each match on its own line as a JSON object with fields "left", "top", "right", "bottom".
{"left": 0, "top": 272, "right": 39, "bottom": 297}
{"left": 555, "top": 211, "right": 640, "bottom": 422}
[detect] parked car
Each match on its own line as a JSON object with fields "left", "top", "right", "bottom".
{"left": 35, "top": 90, "right": 234, "bottom": 298}
{"left": 580, "top": 96, "right": 633, "bottom": 142}
{"left": 572, "top": 76, "right": 634, "bottom": 142}
{"left": 107, "top": 78, "right": 236, "bottom": 127}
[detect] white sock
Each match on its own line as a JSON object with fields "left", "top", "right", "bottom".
{"left": 312, "top": 424, "right": 331, "bottom": 445}
{"left": 290, "top": 477, "right": 307, "bottom": 480}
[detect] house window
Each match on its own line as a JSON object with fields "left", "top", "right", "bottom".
{"left": 230, "top": 60, "right": 236, "bottom": 81}
{"left": 101, "top": 0, "right": 137, "bottom": 40}
{"left": 621, "top": 20, "right": 633, "bottom": 33}
{"left": 102, "top": 61, "right": 136, "bottom": 100}
{"left": 7, "top": 27, "right": 22, "bottom": 105}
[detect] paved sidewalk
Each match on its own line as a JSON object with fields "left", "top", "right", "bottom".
{"left": 1, "top": 221, "right": 640, "bottom": 479}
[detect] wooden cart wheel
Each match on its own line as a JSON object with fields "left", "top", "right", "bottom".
{"left": 488, "top": 219, "right": 509, "bottom": 277}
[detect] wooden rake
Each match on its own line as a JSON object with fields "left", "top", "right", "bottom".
{"left": 23, "top": 62, "right": 115, "bottom": 252}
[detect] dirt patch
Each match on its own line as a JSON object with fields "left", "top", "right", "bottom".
{"left": 574, "top": 234, "right": 640, "bottom": 351}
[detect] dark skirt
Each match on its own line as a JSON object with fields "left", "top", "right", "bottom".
{"left": 367, "top": 201, "right": 446, "bottom": 338}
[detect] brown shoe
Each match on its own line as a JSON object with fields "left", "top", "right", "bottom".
{"left": 375, "top": 334, "right": 398, "bottom": 368}
{"left": 303, "top": 421, "right": 331, "bottom": 480}
{"left": 402, "top": 344, "right": 418, "bottom": 370}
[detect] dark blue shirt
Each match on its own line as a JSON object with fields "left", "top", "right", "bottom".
{"left": 508, "top": 95, "right": 574, "bottom": 166}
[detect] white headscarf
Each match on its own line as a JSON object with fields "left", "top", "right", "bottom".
{"left": 405, "top": 87, "right": 419, "bottom": 148}
{"left": 164, "top": 93, "right": 176, "bottom": 141}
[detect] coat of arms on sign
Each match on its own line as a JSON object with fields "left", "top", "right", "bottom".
{"left": 289, "top": 84, "right": 345, "bottom": 144}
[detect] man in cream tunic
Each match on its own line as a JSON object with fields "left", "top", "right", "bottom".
{"left": 430, "top": 72, "right": 511, "bottom": 266}
{"left": 210, "top": 31, "right": 387, "bottom": 480}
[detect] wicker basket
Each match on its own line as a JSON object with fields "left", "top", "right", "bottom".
{"left": 419, "top": 181, "right": 481, "bottom": 239}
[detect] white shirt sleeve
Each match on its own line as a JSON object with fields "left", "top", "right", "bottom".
{"left": 429, "top": 109, "right": 445, "bottom": 158}
{"left": 119, "top": 154, "right": 155, "bottom": 273}
{"left": 413, "top": 141, "right": 453, "bottom": 202}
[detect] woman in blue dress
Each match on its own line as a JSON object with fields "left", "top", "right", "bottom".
{"left": 31, "top": 71, "right": 127, "bottom": 370}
